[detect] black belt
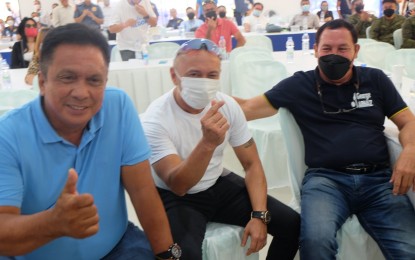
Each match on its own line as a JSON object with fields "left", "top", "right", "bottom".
{"left": 333, "top": 162, "right": 390, "bottom": 174}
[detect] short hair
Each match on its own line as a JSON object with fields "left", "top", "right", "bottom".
{"left": 202, "top": 0, "right": 217, "bottom": 7}
{"left": 40, "top": 23, "right": 109, "bottom": 76}
{"left": 253, "top": 2, "right": 264, "bottom": 9}
{"left": 382, "top": 0, "right": 396, "bottom": 4}
{"left": 315, "top": 19, "right": 358, "bottom": 45}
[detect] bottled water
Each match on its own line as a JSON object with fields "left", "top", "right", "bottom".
{"left": 285, "top": 37, "right": 294, "bottom": 63}
{"left": 302, "top": 32, "right": 310, "bottom": 54}
{"left": 1, "top": 59, "right": 11, "bottom": 89}
{"left": 218, "top": 36, "right": 227, "bottom": 60}
{"left": 141, "top": 43, "right": 149, "bottom": 65}
{"left": 134, "top": 40, "right": 142, "bottom": 60}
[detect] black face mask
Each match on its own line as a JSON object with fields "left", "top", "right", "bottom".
{"left": 355, "top": 4, "right": 364, "bottom": 13}
{"left": 318, "top": 54, "right": 351, "bottom": 81}
{"left": 187, "top": 12, "right": 195, "bottom": 20}
{"left": 218, "top": 11, "right": 226, "bottom": 18}
{"left": 205, "top": 10, "right": 217, "bottom": 20}
{"left": 383, "top": 8, "right": 395, "bottom": 17}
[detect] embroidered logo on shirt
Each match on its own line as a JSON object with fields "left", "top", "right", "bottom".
{"left": 352, "top": 92, "right": 373, "bottom": 108}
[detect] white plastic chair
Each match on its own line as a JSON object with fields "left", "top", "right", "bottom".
{"left": 147, "top": 42, "right": 180, "bottom": 60}
{"left": 243, "top": 35, "right": 273, "bottom": 52}
{"left": 230, "top": 47, "right": 289, "bottom": 188}
{"left": 356, "top": 42, "right": 395, "bottom": 69}
{"left": 279, "top": 107, "right": 415, "bottom": 260}
{"left": 366, "top": 25, "right": 372, "bottom": 39}
{"left": 384, "top": 49, "right": 415, "bottom": 79}
{"left": 203, "top": 223, "right": 258, "bottom": 260}
{"left": 393, "top": 28, "right": 403, "bottom": 49}
{"left": 357, "top": 38, "right": 377, "bottom": 47}
{"left": 110, "top": 45, "right": 123, "bottom": 62}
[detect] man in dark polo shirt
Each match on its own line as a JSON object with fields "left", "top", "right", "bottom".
{"left": 235, "top": 19, "right": 415, "bottom": 259}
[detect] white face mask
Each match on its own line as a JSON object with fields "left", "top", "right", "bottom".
{"left": 7, "top": 20, "right": 14, "bottom": 26}
{"left": 179, "top": 76, "right": 220, "bottom": 109}
{"left": 408, "top": 2, "right": 415, "bottom": 10}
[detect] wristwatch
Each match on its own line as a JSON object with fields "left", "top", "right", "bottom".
{"left": 251, "top": 210, "right": 271, "bottom": 225}
{"left": 155, "top": 243, "right": 182, "bottom": 260}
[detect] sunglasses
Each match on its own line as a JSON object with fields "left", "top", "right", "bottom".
{"left": 25, "top": 24, "right": 37, "bottom": 28}
{"left": 177, "top": 39, "right": 221, "bottom": 58}
{"left": 317, "top": 81, "right": 360, "bottom": 114}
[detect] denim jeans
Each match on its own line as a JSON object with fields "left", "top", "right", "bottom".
{"left": 101, "top": 221, "right": 154, "bottom": 260}
{"left": 299, "top": 168, "right": 415, "bottom": 260}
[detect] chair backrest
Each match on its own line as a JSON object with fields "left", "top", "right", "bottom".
{"left": 147, "top": 42, "right": 181, "bottom": 60}
{"left": 384, "top": 49, "right": 415, "bottom": 79}
{"left": 393, "top": 28, "right": 403, "bottom": 49}
{"left": 366, "top": 25, "right": 372, "bottom": 39}
{"left": 229, "top": 47, "right": 287, "bottom": 98}
{"left": 278, "top": 108, "right": 306, "bottom": 212}
{"left": 357, "top": 41, "right": 395, "bottom": 69}
{"left": 357, "top": 38, "right": 377, "bottom": 47}
{"left": 110, "top": 45, "right": 123, "bottom": 62}
{"left": 243, "top": 35, "right": 273, "bottom": 52}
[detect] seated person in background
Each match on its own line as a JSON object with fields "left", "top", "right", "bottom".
{"left": 234, "top": 19, "right": 415, "bottom": 260}
{"left": 289, "top": 0, "right": 320, "bottom": 30}
{"left": 370, "top": 0, "right": 405, "bottom": 45}
{"left": 2, "top": 16, "right": 17, "bottom": 38}
{"left": 166, "top": 8, "right": 183, "bottom": 29}
{"left": 25, "top": 27, "right": 51, "bottom": 86}
{"left": 181, "top": 6, "right": 203, "bottom": 32}
{"left": 217, "top": 5, "right": 237, "bottom": 24}
{"left": 195, "top": 1, "right": 246, "bottom": 53}
{"left": 0, "top": 23, "right": 178, "bottom": 260}
{"left": 401, "top": 12, "right": 415, "bottom": 47}
{"left": 243, "top": 2, "right": 268, "bottom": 32}
{"left": 141, "top": 38, "right": 300, "bottom": 260}
{"left": 11, "top": 17, "right": 37, "bottom": 69}
{"left": 348, "top": 0, "right": 377, "bottom": 38}
{"left": 317, "top": 1, "right": 334, "bottom": 25}
{"left": 196, "top": 0, "right": 218, "bottom": 21}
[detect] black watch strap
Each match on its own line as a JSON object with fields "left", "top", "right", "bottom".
{"left": 155, "top": 243, "right": 181, "bottom": 260}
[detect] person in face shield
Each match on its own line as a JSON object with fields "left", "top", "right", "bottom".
{"left": 140, "top": 38, "right": 300, "bottom": 260}
{"left": 347, "top": 0, "right": 377, "bottom": 38}
{"left": 195, "top": 1, "right": 245, "bottom": 52}
{"left": 234, "top": 19, "right": 415, "bottom": 259}
{"left": 243, "top": 2, "right": 268, "bottom": 32}
{"left": 369, "top": 0, "right": 405, "bottom": 45}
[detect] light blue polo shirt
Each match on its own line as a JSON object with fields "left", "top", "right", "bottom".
{"left": 0, "top": 88, "right": 151, "bottom": 259}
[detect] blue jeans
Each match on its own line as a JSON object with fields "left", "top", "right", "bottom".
{"left": 299, "top": 168, "right": 415, "bottom": 260}
{"left": 101, "top": 221, "right": 153, "bottom": 260}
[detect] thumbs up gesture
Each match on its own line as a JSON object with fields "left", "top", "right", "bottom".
{"left": 51, "top": 169, "right": 99, "bottom": 239}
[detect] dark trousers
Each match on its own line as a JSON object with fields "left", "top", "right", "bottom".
{"left": 158, "top": 172, "right": 300, "bottom": 260}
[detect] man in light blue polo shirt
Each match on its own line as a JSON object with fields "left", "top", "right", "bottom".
{"left": 74, "top": 0, "right": 104, "bottom": 30}
{"left": 0, "top": 23, "right": 180, "bottom": 260}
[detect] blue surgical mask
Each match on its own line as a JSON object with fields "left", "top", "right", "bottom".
{"left": 253, "top": 9, "right": 262, "bottom": 17}
{"left": 302, "top": 4, "right": 310, "bottom": 12}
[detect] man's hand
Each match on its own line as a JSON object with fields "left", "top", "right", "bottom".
{"left": 241, "top": 218, "right": 268, "bottom": 256}
{"left": 359, "top": 11, "right": 371, "bottom": 22}
{"left": 124, "top": 18, "right": 137, "bottom": 28}
{"left": 51, "top": 169, "right": 99, "bottom": 238}
{"left": 135, "top": 4, "right": 148, "bottom": 16}
{"left": 206, "top": 17, "right": 217, "bottom": 31}
{"left": 391, "top": 146, "right": 415, "bottom": 195}
{"left": 200, "top": 100, "right": 229, "bottom": 150}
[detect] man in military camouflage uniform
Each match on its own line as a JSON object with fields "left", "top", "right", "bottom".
{"left": 370, "top": 0, "right": 405, "bottom": 45}
{"left": 348, "top": 0, "right": 377, "bottom": 38}
{"left": 402, "top": 12, "right": 415, "bottom": 47}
